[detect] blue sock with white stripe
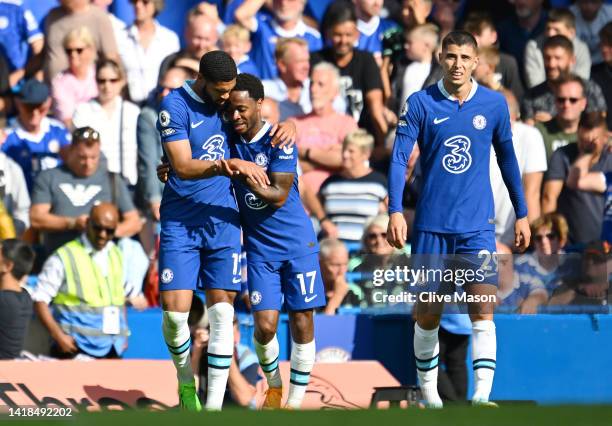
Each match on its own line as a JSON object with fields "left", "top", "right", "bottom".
{"left": 205, "top": 302, "right": 234, "bottom": 410}
{"left": 162, "top": 311, "right": 194, "bottom": 384}
{"left": 286, "top": 340, "right": 315, "bottom": 409}
{"left": 414, "top": 323, "right": 443, "bottom": 407}
{"left": 255, "top": 335, "right": 282, "bottom": 388}
{"left": 472, "top": 320, "right": 496, "bottom": 402}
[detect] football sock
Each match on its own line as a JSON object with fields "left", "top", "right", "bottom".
{"left": 254, "top": 334, "right": 283, "bottom": 388}
{"left": 472, "top": 320, "right": 496, "bottom": 402}
{"left": 414, "top": 323, "right": 443, "bottom": 407}
{"left": 286, "top": 339, "right": 315, "bottom": 408}
{"left": 205, "top": 302, "right": 234, "bottom": 410}
{"left": 162, "top": 311, "right": 194, "bottom": 384}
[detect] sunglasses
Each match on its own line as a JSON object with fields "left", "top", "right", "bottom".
{"left": 535, "top": 232, "right": 558, "bottom": 242}
{"left": 65, "top": 47, "right": 86, "bottom": 55}
{"left": 367, "top": 232, "right": 387, "bottom": 240}
{"left": 73, "top": 127, "right": 100, "bottom": 141}
{"left": 555, "top": 97, "right": 582, "bottom": 104}
{"left": 97, "top": 78, "right": 120, "bottom": 84}
{"left": 130, "top": 0, "right": 152, "bottom": 4}
{"left": 92, "top": 223, "right": 116, "bottom": 234}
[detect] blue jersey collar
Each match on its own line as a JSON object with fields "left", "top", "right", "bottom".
{"left": 183, "top": 80, "right": 206, "bottom": 103}
{"left": 240, "top": 121, "right": 271, "bottom": 144}
{"left": 436, "top": 78, "right": 478, "bottom": 102}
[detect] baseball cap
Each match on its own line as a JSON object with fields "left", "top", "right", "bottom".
{"left": 16, "top": 79, "right": 50, "bottom": 105}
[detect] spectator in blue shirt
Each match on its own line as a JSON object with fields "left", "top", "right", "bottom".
{"left": 2, "top": 79, "right": 71, "bottom": 192}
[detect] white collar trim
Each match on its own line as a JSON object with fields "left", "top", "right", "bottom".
{"left": 14, "top": 117, "right": 51, "bottom": 142}
{"left": 357, "top": 16, "right": 380, "bottom": 37}
{"left": 271, "top": 18, "right": 307, "bottom": 38}
{"left": 240, "top": 122, "right": 271, "bottom": 144}
{"left": 183, "top": 80, "right": 205, "bottom": 103}
{"left": 437, "top": 78, "right": 479, "bottom": 102}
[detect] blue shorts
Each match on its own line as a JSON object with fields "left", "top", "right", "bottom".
{"left": 158, "top": 221, "right": 242, "bottom": 292}
{"left": 411, "top": 230, "right": 498, "bottom": 287}
{"left": 247, "top": 252, "right": 326, "bottom": 312}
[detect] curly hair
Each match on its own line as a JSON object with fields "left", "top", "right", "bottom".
{"left": 199, "top": 50, "right": 237, "bottom": 83}
{"left": 233, "top": 73, "right": 264, "bottom": 100}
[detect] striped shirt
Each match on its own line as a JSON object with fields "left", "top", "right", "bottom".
{"left": 320, "top": 171, "right": 387, "bottom": 242}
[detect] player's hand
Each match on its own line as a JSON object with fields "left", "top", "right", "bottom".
{"left": 225, "top": 159, "right": 270, "bottom": 187}
{"left": 157, "top": 160, "right": 171, "bottom": 183}
{"left": 387, "top": 212, "right": 407, "bottom": 249}
{"left": 514, "top": 217, "right": 531, "bottom": 252}
{"left": 269, "top": 120, "right": 296, "bottom": 148}
{"left": 54, "top": 331, "right": 78, "bottom": 354}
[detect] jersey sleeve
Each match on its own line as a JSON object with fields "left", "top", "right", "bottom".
{"left": 22, "top": 7, "right": 42, "bottom": 43}
{"left": 395, "top": 92, "right": 423, "bottom": 140}
{"left": 269, "top": 145, "right": 297, "bottom": 174}
{"left": 493, "top": 97, "right": 513, "bottom": 145}
{"left": 157, "top": 94, "right": 189, "bottom": 143}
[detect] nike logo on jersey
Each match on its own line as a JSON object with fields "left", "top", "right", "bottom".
{"left": 232, "top": 277, "right": 242, "bottom": 284}
{"left": 59, "top": 184, "right": 102, "bottom": 207}
{"left": 304, "top": 295, "right": 318, "bottom": 303}
{"left": 433, "top": 117, "right": 450, "bottom": 124}
{"left": 191, "top": 120, "right": 204, "bottom": 129}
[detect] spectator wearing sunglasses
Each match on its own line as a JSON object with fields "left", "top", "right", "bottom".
{"left": 535, "top": 74, "right": 587, "bottom": 163}
{"left": 51, "top": 27, "right": 99, "bottom": 128}
{"left": 30, "top": 127, "right": 142, "bottom": 258}
{"left": 32, "top": 202, "right": 132, "bottom": 359}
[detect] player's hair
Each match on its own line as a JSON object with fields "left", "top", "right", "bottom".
{"left": 63, "top": 26, "right": 95, "bottom": 49}
{"left": 274, "top": 37, "right": 308, "bottom": 62}
{"left": 319, "top": 238, "right": 348, "bottom": 259}
{"left": 554, "top": 73, "right": 586, "bottom": 97}
{"left": 477, "top": 45, "right": 500, "bottom": 67}
{"left": 408, "top": 24, "right": 440, "bottom": 51}
{"left": 311, "top": 61, "right": 340, "bottom": 90}
{"left": 547, "top": 8, "right": 576, "bottom": 30}
{"left": 0, "top": 239, "right": 35, "bottom": 281}
{"left": 578, "top": 111, "right": 608, "bottom": 131}
{"left": 96, "top": 58, "right": 126, "bottom": 82}
{"left": 199, "top": 50, "right": 237, "bottom": 82}
{"left": 542, "top": 35, "right": 574, "bottom": 55}
{"left": 343, "top": 129, "right": 374, "bottom": 152}
{"left": 222, "top": 24, "right": 250, "bottom": 43}
{"left": 441, "top": 30, "right": 478, "bottom": 52}
{"left": 530, "top": 213, "right": 569, "bottom": 246}
{"left": 462, "top": 12, "right": 495, "bottom": 37}
{"left": 233, "top": 73, "right": 264, "bottom": 100}
{"left": 322, "top": 0, "right": 357, "bottom": 34}
{"left": 599, "top": 21, "right": 612, "bottom": 45}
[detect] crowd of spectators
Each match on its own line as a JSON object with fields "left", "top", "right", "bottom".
{"left": 0, "top": 0, "right": 611, "bottom": 359}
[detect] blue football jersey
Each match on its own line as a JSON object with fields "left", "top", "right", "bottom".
{"left": 0, "top": 0, "right": 42, "bottom": 71}
{"left": 229, "top": 122, "right": 318, "bottom": 261}
{"left": 250, "top": 14, "right": 322, "bottom": 80}
{"left": 157, "top": 81, "right": 239, "bottom": 227}
{"left": 396, "top": 80, "right": 514, "bottom": 233}
{"left": 357, "top": 17, "right": 399, "bottom": 58}
{"left": 2, "top": 117, "right": 71, "bottom": 192}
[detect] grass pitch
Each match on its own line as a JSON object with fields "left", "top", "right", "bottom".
{"left": 5, "top": 405, "right": 612, "bottom": 426}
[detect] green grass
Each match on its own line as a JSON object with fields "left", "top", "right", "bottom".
{"left": 4, "top": 405, "right": 612, "bottom": 426}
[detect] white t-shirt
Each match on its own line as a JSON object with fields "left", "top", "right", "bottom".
{"left": 490, "top": 121, "right": 547, "bottom": 244}
{"left": 400, "top": 61, "right": 431, "bottom": 112}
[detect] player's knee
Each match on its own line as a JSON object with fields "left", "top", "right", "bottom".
{"left": 416, "top": 312, "right": 441, "bottom": 330}
{"left": 255, "top": 319, "right": 277, "bottom": 342}
{"left": 208, "top": 302, "right": 234, "bottom": 326}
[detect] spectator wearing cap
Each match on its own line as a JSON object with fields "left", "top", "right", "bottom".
{"left": 0, "top": 0, "right": 44, "bottom": 88}
{"left": 2, "top": 79, "right": 71, "bottom": 192}
{"left": 30, "top": 126, "right": 142, "bottom": 257}
{"left": 0, "top": 152, "right": 30, "bottom": 236}
{"left": 535, "top": 74, "right": 587, "bottom": 162}
{"left": 116, "top": 0, "right": 179, "bottom": 105}
{"left": 235, "top": 0, "right": 323, "bottom": 80}
{"left": 543, "top": 112, "right": 612, "bottom": 245}
{"left": 570, "top": 0, "right": 612, "bottom": 65}
{"left": 524, "top": 8, "right": 592, "bottom": 89}
{"left": 590, "top": 22, "right": 612, "bottom": 131}
{"left": 32, "top": 202, "right": 131, "bottom": 359}
{"left": 43, "top": 0, "right": 119, "bottom": 82}
{"left": 158, "top": 10, "right": 219, "bottom": 79}
{"left": 73, "top": 59, "right": 140, "bottom": 188}
{"left": 0, "top": 239, "right": 35, "bottom": 360}
{"left": 522, "top": 35, "right": 606, "bottom": 125}
{"left": 51, "top": 26, "right": 99, "bottom": 127}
